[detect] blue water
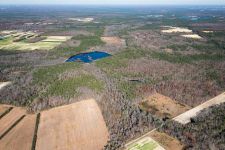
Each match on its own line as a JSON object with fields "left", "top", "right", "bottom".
{"left": 66, "top": 51, "right": 111, "bottom": 63}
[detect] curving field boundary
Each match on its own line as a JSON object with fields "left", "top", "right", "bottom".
{"left": 36, "top": 99, "right": 108, "bottom": 150}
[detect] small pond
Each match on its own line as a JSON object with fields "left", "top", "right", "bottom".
{"left": 66, "top": 51, "right": 111, "bottom": 63}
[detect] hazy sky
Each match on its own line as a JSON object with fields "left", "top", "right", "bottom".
{"left": 0, "top": 0, "right": 225, "bottom": 5}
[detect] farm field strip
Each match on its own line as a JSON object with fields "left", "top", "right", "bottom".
{"left": 0, "top": 115, "right": 36, "bottom": 150}
{"left": 36, "top": 99, "right": 108, "bottom": 150}
{"left": 0, "top": 39, "right": 69, "bottom": 51}
{"left": 181, "top": 34, "right": 202, "bottom": 39}
{"left": 125, "top": 128, "right": 184, "bottom": 150}
{"left": 125, "top": 129, "right": 157, "bottom": 148}
{"left": 68, "top": 17, "right": 94, "bottom": 22}
{"left": 161, "top": 26, "right": 193, "bottom": 33}
{"left": 160, "top": 26, "right": 203, "bottom": 40}
{"left": 0, "top": 105, "right": 10, "bottom": 116}
{"left": 202, "top": 31, "right": 214, "bottom": 33}
{"left": 0, "top": 99, "right": 108, "bottom": 150}
{"left": 126, "top": 137, "right": 165, "bottom": 150}
{"left": 42, "top": 36, "right": 71, "bottom": 42}
{"left": 173, "top": 92, "right": 225, "bottom": 124}
{"left": 0, "top": 30, "right": 71, "bottom": 51}
{"left": 0, "top": 107, "right": 26, "bottom": 138}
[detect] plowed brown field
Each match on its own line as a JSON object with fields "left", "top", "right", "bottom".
{"left": 36, "top": 99, "right": 108, "bottom": 150}
{"left": 0, "top": 107, "right": 26, "bottom": 137}
{"left": 0, "top": 105, "right": 11, "bottom": 117}
{"left": 0, "top": 115, "right": 36, "bottom": 150}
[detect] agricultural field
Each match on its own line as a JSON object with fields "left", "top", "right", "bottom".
{"left": 126, "top": 130, "right": 183, "bottom": 150}
{"left": 0, "top": 31, "right": 71, "bottom": 51}
{"left": 126, "top": 137, "right": 164, "bottom": 150}
{"left": 36, "top": 99, "right": 108, "bottom": 150}
{"left": 0, "top": 5, "right": 225, "bottom": 150}
{"left": 0, "top": 114, "right": 36, "bottom": 150}
{"left": 68, "top": 17, "right": 94, "bottom": 23}
{"left": 0, "top": 99, "right": 108, "bottom": 150}
{"left": 0, "top": 107, "right": 26, "bottom": 138}
{"left": 0, "top": 105, "right": 12, "bottom": 118}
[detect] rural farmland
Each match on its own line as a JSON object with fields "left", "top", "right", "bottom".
{"left": 0, "top": 4, "right": 225, "bottom": 150}
{"left": 0, "top": 99, "right": 108, "bottom": 150}
{"left": 36, "top": 99, "right": 108, "bottom": 150}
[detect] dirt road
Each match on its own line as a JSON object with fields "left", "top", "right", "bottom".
{"left": 173, "top": 92, "right": 225, "bottom": 124}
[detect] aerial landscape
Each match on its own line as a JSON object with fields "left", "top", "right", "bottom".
{"left": 0, "top": 0, "right": 225, "bottom": 150}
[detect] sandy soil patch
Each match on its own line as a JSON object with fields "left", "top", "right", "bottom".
{"left": 68, "top": 17, "right": 94, "bottom": 22}
{"left": 202, "top": 31, "right": 214, "bottom": 33}
{"left": 0, "top": 115, "right": 36, "bottom": 150}
{"left": 36, "top": 99, "right": 108, "bottom": 150}
{"left": 149, "top": 131, "right": 183, "bottom": 150}
{"left": 173, "top": 92, "right": 225, "bottom": 124}
{"left": 161, "top": 27, "right": 192, "bottom": 33}
{"left": 0, "top": 30, "right": 17, "bottom": 35}
{"left": 0, "top": 82, "right": 12, "bottom": 90}
{"left": 42, "top": 36, "right": 71, "bottom": 42}
{"left": 181, "top": 34, "right": 202, "bottom": 39}
{"left": 139, "top": 93, "right": 191, "bottom": 119}
{"left": 101, "top": 36, "right": 124, "bottom": 45}
{"left": 24, "top": 23, "right": 34, "bottom": 25}
{"left": 0, "top": 107, "right": 26, "bottom": 137}
{"left": 130, "top": 30, "right": 192, "bottom": 51}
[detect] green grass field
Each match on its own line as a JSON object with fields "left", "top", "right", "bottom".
{"left": 0, "top": 34, "right": 71, "bottom": 51}
{"left": 127, "top": 137, "right": 162, "bottom": 150}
